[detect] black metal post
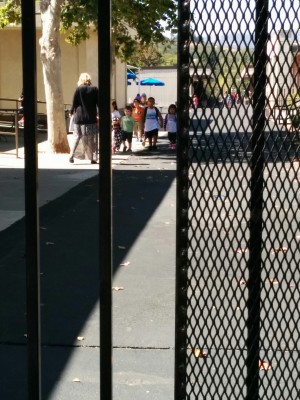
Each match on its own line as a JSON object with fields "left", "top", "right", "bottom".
{"left": 174, "top": 1, "right": 190, "bottom": 399}
{"left": 246, "top": 1, "right": 269, "bottom": 399}
{"left": 98, "top": 1, "right": 112, "bottom": 399}
{"left": 14, "top": 111, "right": 19, "bottom": 158}
{"left": 21, "top": 1, "right": 41, "bottom": 399}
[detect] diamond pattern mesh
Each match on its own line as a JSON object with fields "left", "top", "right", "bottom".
{"left": 176, "top": 0, "right": 300, "bottom": 399}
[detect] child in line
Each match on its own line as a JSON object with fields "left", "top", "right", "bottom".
{"left": 18, "top": 89, "right": 24, "bottom": 127}
{"left": 164, "top": 103, "right": 177, "bottom": 149}
{"left": 140, "top": 93, "right": 148, "bottom": 146}
{"left": 111, "top": 100, "right": 122, "bottom": 153}
{"left": 143, "top": 97, "right": 163, "bottom": 151}
{"left": 192, "top": 94, "right": 199, "bottom": 109}
{"left": 120, "top": 105, "right": 135, "bottom": 153}
{"left": 132, "top": 98, "right": 144, "bottom": 142}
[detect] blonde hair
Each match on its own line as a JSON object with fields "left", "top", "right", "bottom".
{"left": 77, "top": 72, "right": 92, "bottom": 86}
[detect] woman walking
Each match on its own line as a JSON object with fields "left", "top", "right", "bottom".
{"left": 69, "top": 72, "right": 99, "bottom": 164}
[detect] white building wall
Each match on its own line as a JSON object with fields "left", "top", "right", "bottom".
{"left": 126, "top": 66, "right": 212, "bottom": 109}
{"left": 127, "top": 67, "right": 177, "bottom": 108}
{"left": 113, "top": 58, "right": 127, "bottom": 108}
{"left": 0, "top": 22, "right": 127, "bottom": 111}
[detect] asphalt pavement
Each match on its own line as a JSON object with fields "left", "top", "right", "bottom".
{"left": 0, "top": 131, "right": 177, "bottom": 399}
{"left": 2, "top": 108, "right": 298, "bottom": 399}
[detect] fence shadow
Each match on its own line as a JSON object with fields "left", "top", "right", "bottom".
{"left": 0, "top": 163, "right": 176, "bottom": 399}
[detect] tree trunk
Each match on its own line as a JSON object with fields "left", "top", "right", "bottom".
{"left": 39, "top": 0, "right": 69, "bottom": 153}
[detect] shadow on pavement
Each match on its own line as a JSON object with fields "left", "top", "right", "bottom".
{"left": 190, "top": 122, "right": 300, "bottom": 163}
{"left": 0, "top": 161, "right": 176, "bottom": 399}
{"left": 0, "top": 130, "right": 47, "bottom": 154}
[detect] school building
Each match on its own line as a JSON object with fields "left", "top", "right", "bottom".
{"left": 0, "top": 5, "right": 127, "bottom": 111}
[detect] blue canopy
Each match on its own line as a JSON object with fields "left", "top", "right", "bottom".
{"left": 127, "top": 72, "right": 137, "bottom": 79}
{"left": 140, "top": 77, "right": 165, "bottom": 86}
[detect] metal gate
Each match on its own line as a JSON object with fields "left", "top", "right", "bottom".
{"left": 19, "top": 1, "right": 113, "bottom": 399}
{"left": 13, "top": 0, "right": 300, "bottom": 399}
{"left": 176, "top": 0, "right": 300, "bottom": 399}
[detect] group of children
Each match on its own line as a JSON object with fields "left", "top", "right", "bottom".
{"left": 111, "top": 95, "right": 177, "bottom": 153}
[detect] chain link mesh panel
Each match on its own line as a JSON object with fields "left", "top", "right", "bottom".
{"left": 176, "top": 1, "right": 300, "bottom": 399}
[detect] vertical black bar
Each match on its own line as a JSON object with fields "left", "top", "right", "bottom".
{"left": 175, "top": 1, "right": 190, "bottom": 399}
{"left": 14, "top": 111, "right": 19, "bottom": 158}
{"left": 21, "top": 1, "right": 41, "bottom": 399}
{"left": 98, "top": 0, "right": 112, "bottom": 399}
{"left": 246, "top": 1, "right": 269, "bottom": 399}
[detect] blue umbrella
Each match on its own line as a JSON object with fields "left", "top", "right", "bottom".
{"left": 140, "top": 77, "right": 165, "bottom": 86}
{"left": 127, "top": 72, "right": 137, "bottom": 79}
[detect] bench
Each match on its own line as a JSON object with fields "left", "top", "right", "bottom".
{"left": 0, "top": 110, "right": 50, "bottom": 158}
{"left": 37, "top": 113, "right": 47, "bottom": 131}
{"left": 0, "top": 110, "right": 19, "bottom": 157}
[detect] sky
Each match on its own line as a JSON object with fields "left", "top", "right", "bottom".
{"left": 190, "top": 0, "right": 300, "bottom": 43}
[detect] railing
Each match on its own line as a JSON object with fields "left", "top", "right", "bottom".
{"left": 0, "top": 98, "right": 72, "bottom": 157}
{"left": 0, "top": 108, "right": 20, "bottom": 157}
{"left": 0, "top": 97, "right": 20, "bottom": 110}
{"left": 0, "top": 97, "right": 71, "bottom": 113}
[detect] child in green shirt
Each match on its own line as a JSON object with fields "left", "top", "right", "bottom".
{"left": 121, "top": 105, "right": 135, "bottom": 153}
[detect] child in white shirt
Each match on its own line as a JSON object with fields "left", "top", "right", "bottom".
{"left": 164, "top": 104, "right": 177, "bottom": 149}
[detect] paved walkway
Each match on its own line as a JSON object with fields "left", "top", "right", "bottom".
{"left": 0, "top": 134, "right": 131, "bottom": 231}
{"left": 0, "top": 131, "right": 177, "bottom": 399}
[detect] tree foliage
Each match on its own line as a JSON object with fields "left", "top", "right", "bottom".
{"left": 190, "top": 39, "right": 254, "bottom": 97}
{"left": 127, "top": 39, "right": 177, "bottom": 68}
{"left": 158, "top": 40, "right": 177, "bottom": 66}
{"left": 1, "top": 0, "right": 177, "bottom": 60}
{"left": 161, "top": 53, "right": 177, "bottom": 66}
{"left": 60, "top": 0, "right": 177, "bottom": 60}
{"left": 0, "top": 0, "right": 21, "bottom": 28}
{"left": 127, "top": 43, "right": 163, "bottom": 67}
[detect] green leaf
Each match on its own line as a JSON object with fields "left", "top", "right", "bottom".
{"left": 0, "top": 0, "right": 21, "bottom": 28}
{"left": 1, "top": 0, "right": 177, "bottom": 62}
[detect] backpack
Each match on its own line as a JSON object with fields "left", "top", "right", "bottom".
{"left": 143, "top": 106, "right": 159, "bottom": 123}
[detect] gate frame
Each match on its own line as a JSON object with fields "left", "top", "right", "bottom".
{"left": 246, "top": 1, "right": 269, "bottom": 399}
{"left": 174, "top": 0, "right": 190, "bottom": 399}
{"left": 98, "top": 0, "right": 113, "bottom": 399}
{"left": 22, "top": 1, "right": 41, "bottom": 399}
